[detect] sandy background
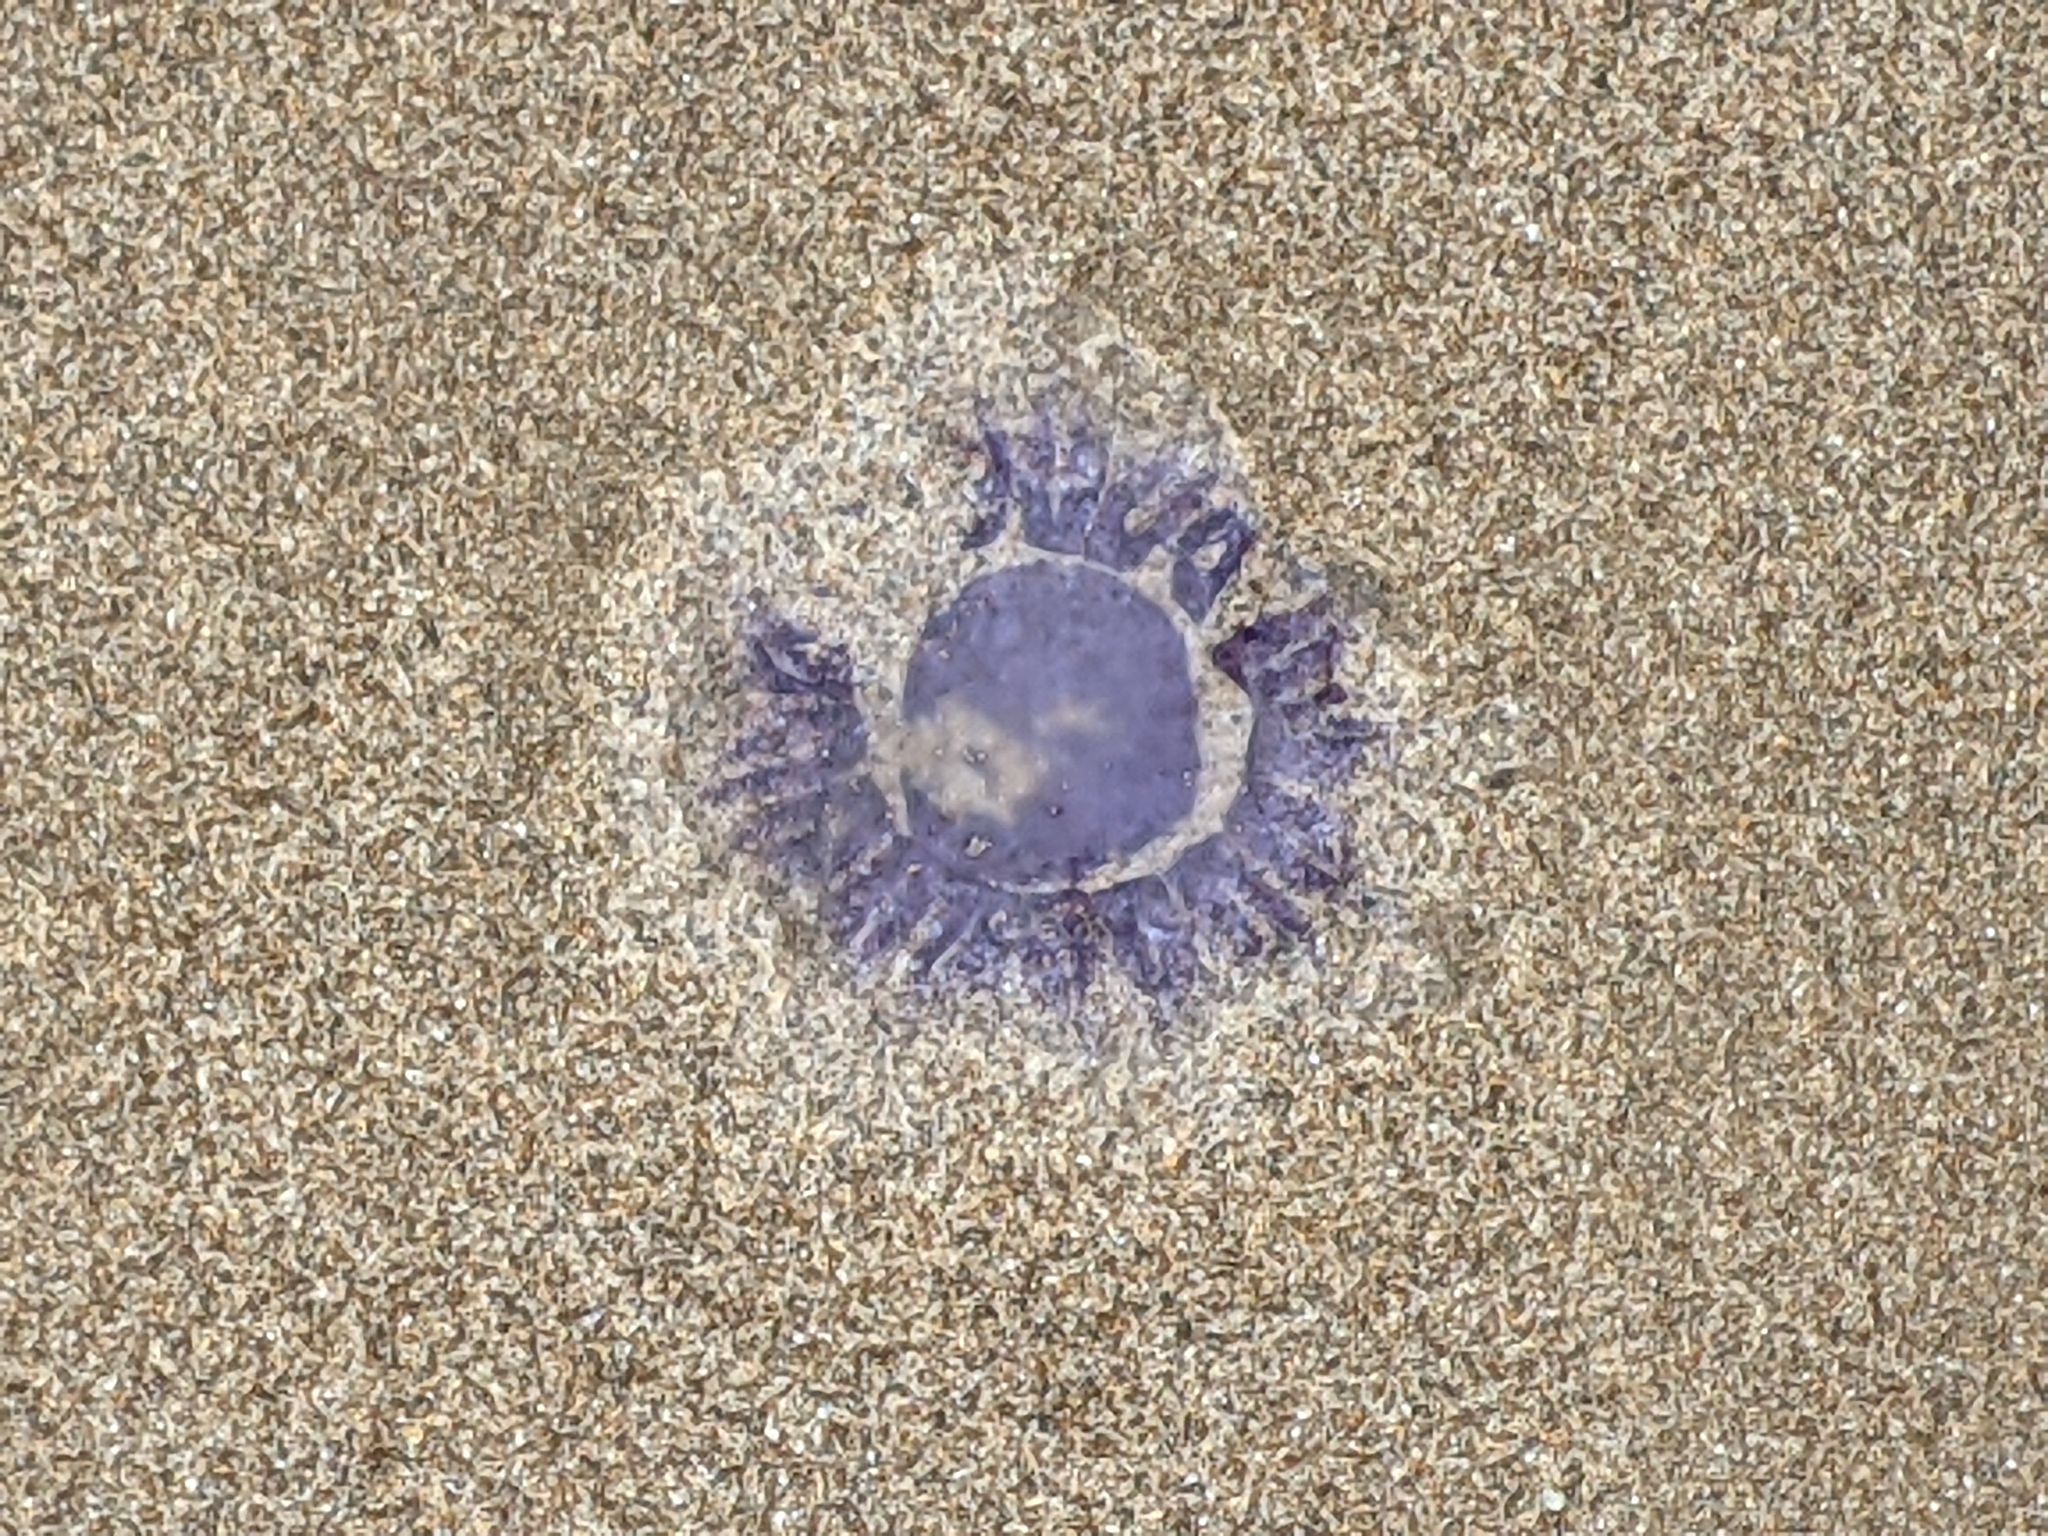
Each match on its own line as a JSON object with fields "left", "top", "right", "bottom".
{"left": 5, "top": 2, "right": 2046, "bottom": 1531}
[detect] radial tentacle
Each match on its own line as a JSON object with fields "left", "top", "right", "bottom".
{"left": 1170, "top": 504, "right": 1257, "bottom": 621}
{"left": 747, "top": 617, "right": 859, "bottom": 701}
{"left": 1215, "top": 598, "right": 1386, "bottom": 788}
{"left": 1094, "top": 874, "right": 1202, "bottom": 1010}
{"left": 1012, "top": 891, "right": 1101, "bottom": 1015}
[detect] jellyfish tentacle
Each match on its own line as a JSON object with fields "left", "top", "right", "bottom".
{"left": 1136, "top": 473, "right": 1216, "bottom": 567}
{"left": 1232, "top": 781, "right": 1351, "bottom": 894}
{"left": 1025, "top": 421, "right": 1106, "bottom": 555}
{"left": 1096, "top": 874, "right": 1203, "bottom": 1009}
{"left": 726, "top": 764, "right": 830, "bottom": 816}
{"left": 912, "top": 884, "right": 1006, "bottom": 983}
{"left": 1004, "top": 408, "right": 1064, "bottom": 552}
{"left": 1013, "top": 891, "right": 1101, "bottom": 1015}
{"left": 747, "top": 617, "right": 858, "bottom": 702}
{"left": 720, "top": 759, "right": 840, "bottom": 813}
{"left": 1165, "top": 836, "right": 1272, "bottom": 961}
{"left": 965, "top": 420, "right": 1019, "bottom": 549}
{"left": 1215, "top": 597, "right": 1389, "bottom": 790}
{"left": 730, "top": 691, "right": 864, "bottom": 770}
{"left": 1247, "top": 703, "right": 1384, "bottom": 789}
{"left": 729, "top": 774, "right": 873, "bottom": 890}
{"left": 1240, "top": 869, "right": 1311, "bottom": 941}
{"left": 818, "top": 780, "right": 899, "bottom": 883}
{"left": 733, "top": 790, "right": 832, "bottom": 866}
{"left": 1153, "top": 473, "right": 1217, "bottom": 546}
{"left": 1175, "top": 806, "right": 1348, "bottom": 959}
{"left": 1083, "top": 456, "right": 1176, "bottom": 569}
{"left": 1170, "top": 504, "right": 1256, "bottom": 620}
{"left": 1201, "top": 827, "right": 1312, "bottom": 952}
{"left": 1212, "top": 600, "right": 1338, "bottom": 696}
{"left": 831, "top": 849, "right": 939, "bottom": 967}
{"left": 1084, "top": 465, "right": 1216, "bottom": 570}
{"left": 1268, "top": 634, "right": 1344, "bottom": 699}
{"left": 720, "top": 619, "right": 879, "bottom": 886}
{"left": 950, "top": 890, "right": 1024, "bottom": 986}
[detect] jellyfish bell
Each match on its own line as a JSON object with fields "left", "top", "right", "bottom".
{"left": 885, "top": 558, "right": 1208, "bottom": 890}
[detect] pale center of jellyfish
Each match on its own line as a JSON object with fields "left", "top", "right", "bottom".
{"left": 895, "top": 695, "right": 1109, "bottom": 828}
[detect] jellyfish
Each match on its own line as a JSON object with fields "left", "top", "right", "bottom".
{"left": 716, "top": 407, "right": 1386, "bottom": 1014}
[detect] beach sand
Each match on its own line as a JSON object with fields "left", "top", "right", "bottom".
{"left": 5, "top": 4, "right": 2044, "bottom": 1530}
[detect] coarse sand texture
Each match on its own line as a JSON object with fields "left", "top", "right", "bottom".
{"left": 5, "top": 4, "right": 2046, "bottom": 1533}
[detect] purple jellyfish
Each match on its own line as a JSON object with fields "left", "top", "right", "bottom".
{"left": 716, "top": 409, "right": 1386, "bottom": 1015}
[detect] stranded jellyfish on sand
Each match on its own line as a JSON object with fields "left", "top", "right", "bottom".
{"left": 718, "top": 408, "right": 1385, "bottom": 1013}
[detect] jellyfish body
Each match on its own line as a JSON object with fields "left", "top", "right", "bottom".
{"left": 719, "top": 411, "right": 1383, "bottom": 1014}
{"left": 899, "top": 560, "right": 1201, "bottom": 887}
